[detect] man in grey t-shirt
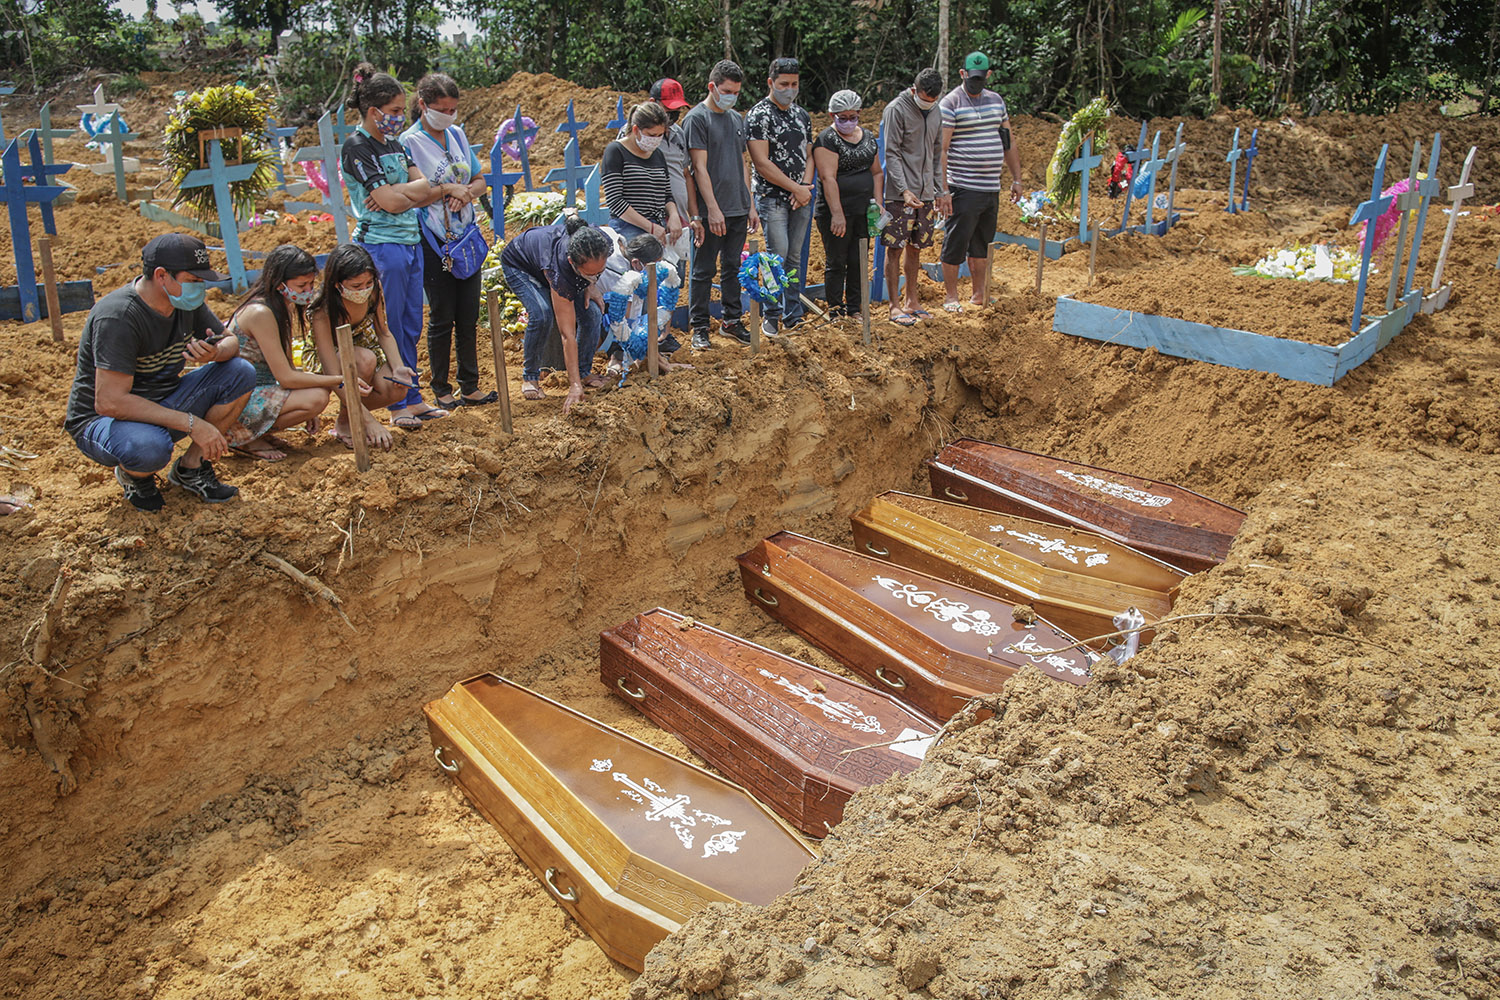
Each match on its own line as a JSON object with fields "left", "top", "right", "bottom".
{"left": 683, "top": 59, "right": 760, "bottom": 349}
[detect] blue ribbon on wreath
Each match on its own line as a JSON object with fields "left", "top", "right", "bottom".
{"left": 738, "top": 251, "right": 787, "bottom": 305}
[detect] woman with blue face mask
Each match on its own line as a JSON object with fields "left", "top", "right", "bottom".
{"left": 221, "top": 244, "right": 346, "bottom": 462}
{"left": 341, "top": 61, "right": 448, "bottom": 430}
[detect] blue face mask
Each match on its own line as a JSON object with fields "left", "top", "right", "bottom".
{"left": 167, "top": 277, "right": 207, "bottom": 311}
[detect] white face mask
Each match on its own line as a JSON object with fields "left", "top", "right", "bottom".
{"left": 713, "top": 88, "right": 739, "bottom": 110}
{"left": 341, "top": 283, "right": 375, "bottom": 304}
{"left": 914, "top": 91, "right": 938, "bottom": 111}
{"left": 424, "top": 107, "right": 457, "bottom": 131}
{"left": 635, "top": 132, "right": 664, "bottom": 153}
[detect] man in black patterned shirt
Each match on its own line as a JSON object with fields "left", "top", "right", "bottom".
{"left": 746, "top": 56, "right": 814, "bottom": 335}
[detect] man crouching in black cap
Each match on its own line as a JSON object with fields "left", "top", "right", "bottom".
{"left": 65, "top": 234, "right": 256, "bottom": 512}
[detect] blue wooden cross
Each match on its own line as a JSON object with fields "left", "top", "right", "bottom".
{"left": 556, "top": 98, "right": 590, "bottom": 148}
{"left": 501, "top": 103, "right": 537, "bottom": 192}
{"left": 1140, "top": 130, "right": 1166, "bottom": 231}
{"left": 544, "top": 138, "right": 590, "bottom": 204}
{"left": 579, "top": 165, "right": 611, "bottom": 224}
{"left": 19, "top": 132, "right": 71, "bottom": 235}
{"left": 1117, "top": 120, "right": 1149, "bottom": 231}
{"left": 1162, "top": 122, "right": 1186, "bottom": 223}
{"left": 292, "top": 111, "right": 350, "bottom": 243}
{"left": 1401, "top": 131, "right": 1442, "bottom": 299}
{"left": 1239, "top": 127, "right": 1259, "bottom": 211}
{"left": 484, "top": 132, "right": 525, "bottom": 238}
{"left": 96, "top": 112, "right": 140, "bottom": 202}
{"left": 0, "top": 137, "right": 67, "bottom": 322}
{"left": 1224, "top": 127, "right": 1243, "bottom": 214}
{"left": 0, "top": 81, "right": 16, "bottom": 143}
{"left": 264, "top": 117, "right": 301, "bottom": 190}
{"left": 1384, "top": 139, "right": 1423, "bottom": 313}
{"left": 29, "top": 102, "right": 76, "bottom": 166}
{"left": 331, "top": 111, "right": 359, "bottom": 145}
{"left": 178, "top": 136, "right": 259, "bottom": 292}
{"left": 1068, "top": 134, "right": 1104, "bottom": 242}
{"left": 607, "top": 96, "right": 626, "bottom": 132}
{"left": 1349, "top": 144, "right": 1392, "bottom": 333}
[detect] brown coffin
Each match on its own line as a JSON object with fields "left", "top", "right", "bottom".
{"left": 735, "top": 532, "right": 1094, "bottom": 721}
{"left": 424, "top": 674, "right": 816, "bottom": 971}
{"left": 850, "top": 491, "right": 1181, "bottom": 645}
{"left": 927, "top": 438, "right": 1245, "bottom": 572}
{"left": 600, "top": 608, "right": 940, "bottom": 837}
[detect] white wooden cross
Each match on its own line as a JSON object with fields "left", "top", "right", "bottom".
{"left": 1431, "top": 145, "right": 1475, "bottom": 293}
{"left": 76, "top": 84, "right": 119, "bottom": 122}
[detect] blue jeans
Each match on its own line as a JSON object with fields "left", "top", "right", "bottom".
{"left": 609, "top": 217, "right": 647, "bottom": 241}
{"left": 756, "top": 194, "right": 811, "bottom": 324}
{"left": 501, "top": 263, "right": 603, "bottom": 382}
{"left": 72, "top": 359, "right": 256, "bottom": 472}
{"left": 359, "top": 241, "right": 424, "bottom": 409}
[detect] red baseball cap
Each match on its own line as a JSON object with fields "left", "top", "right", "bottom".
{"left": 651, "top": 78, "right": 690, "bottom": 110}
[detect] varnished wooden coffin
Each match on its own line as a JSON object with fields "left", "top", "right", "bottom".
{"left": 735, "top": 532, "right": 1094, "bottom": 721}
{"left": 850, "top": 491, "right": 1183, "bottom": 644}
{"left": 927, "top": 438, "right": 1245, "bottom": 572}
{"left": 600, "top": 608, "right": 939, "bottom": 837}
{"left": 424, "top": 674, "right": 816, "bottom": 971}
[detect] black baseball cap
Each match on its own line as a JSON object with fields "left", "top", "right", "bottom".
{"left": 142, "top": 233, "right": 225, "bottom": 281}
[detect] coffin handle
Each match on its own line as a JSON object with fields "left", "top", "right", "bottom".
{"left": 616, "top": 677, "right": 646, "bottom": 701}
{"left": 544, "top": 867, "right": 579, "bottom": 903}
{"left": 753, "top": 587, "right": 779, "bottom": 607}
{"left": 433, "top": 747, "right": 461, "bottom": 774}
{"left": 874, "top": 667, "right": 907, "bottom": 690}
{"left": 863, "top": 541, "right": 890, "bottom": 557}
{"left": 943, "top": 486, "right": 969, "bottom": 502}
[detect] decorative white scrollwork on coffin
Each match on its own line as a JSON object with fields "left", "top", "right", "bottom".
{"left": 701, "top": 830, "right": 747, "bottom": 858}
{"left": 590, "top": 758, "right": 614, "bottom": 772}
{"left": 873, "top": 576, "right": 1002, "bottom": 636}
{"left": 611, "top": 771, "right": 736, "bottom": 854}
{"left": 988, "top": 523, "right": 1110, "bottom": 566}
{"left": 1053, "top": 469, "right": 1173, "bottom": 508}
{"left": 1011, "top": 632, "right": 1091, "bottom": 676}
{"left": 756, "top": 668, "right": 886, "bottom": 734}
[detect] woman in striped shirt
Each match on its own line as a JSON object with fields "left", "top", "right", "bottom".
{"left": 601, "top": 102, "right": 683, "bottom": 246}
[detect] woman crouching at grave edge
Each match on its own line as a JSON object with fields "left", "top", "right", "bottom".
{"left": 306, "top": 244, "right": 414, "bottom": 452}
{"left": 499, "top": 211, "right": 613, "bottom": 414}
{"left": 223, "top": 244, "right": 346, "bottom": 461}
{"left": 340, "top": 61, "right": 449, "bottom": 429}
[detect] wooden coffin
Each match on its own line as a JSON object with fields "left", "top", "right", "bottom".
{"left": 850, "top": 491, "right": 1182, "bottom": 644}
{"left": 735, "top": 532, "right": 1094, "bottom": 721}
{"left": 600, "top": 608, "right": 939, "bottom": 837}
{"left": 927, "top": 438, "right": 1245, "bottom": 572}
{"left": 424, "top": 674, "right": 816, "bottom": 971}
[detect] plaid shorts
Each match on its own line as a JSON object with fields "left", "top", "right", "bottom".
{"left": 879, "top": 201, "right": 937, "bottom": 250}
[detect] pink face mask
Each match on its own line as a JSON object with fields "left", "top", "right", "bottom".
{"left": 635, "top": 132, "right": 665, "bottom": 153}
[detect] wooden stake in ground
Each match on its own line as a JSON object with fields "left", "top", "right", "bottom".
{"left": 485, "top": 290, "right": 514, "bottom": 433}
{"left": 646, "top": 265, "right": 660, "bottom": 380}
{"left": 1088, "top": 227, "right": 1101, "bottom": 287}
{"left": 39, "top": 236, "right": 63, "bottom": 342}
{"left": 1034, "top": 220, "right": 1048, "bottom": 294}
{"left": 859, "top": 237, "right": 872, "bottom": 345}
{"left": 333, "top": 322, "right": 371, "bottom": 473}
{"left": 985, "top": 240, "right": 996, "bottom": 305}
{"left": 747, "top": 237, "right": 761, "bottom": 356}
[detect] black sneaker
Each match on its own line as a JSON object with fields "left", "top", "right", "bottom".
{"left": 168, "top": 458, "right": 239, "bottom": 503}
{"left": 721, "top": 321, "right": 752, "bottom": 346}
{"left": 115, "top": 467, "right": 165, "bottom": 513}
{"left": 691, "top": 329, "right": 712, "bottom": 350}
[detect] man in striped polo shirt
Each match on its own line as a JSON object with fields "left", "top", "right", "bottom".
{"left": 939, "top": 51, "right": 1023, "bottom": 311}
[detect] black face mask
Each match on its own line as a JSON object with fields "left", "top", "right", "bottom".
{"left": 963, "top": 75, "right": 985, "bottom": 96}
{"left": 667, "top": 107, "right": 680, "bottom": 125}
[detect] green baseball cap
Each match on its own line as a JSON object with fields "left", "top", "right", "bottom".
{"left": 964, "top": 51, "right": 990, "bottom": 73}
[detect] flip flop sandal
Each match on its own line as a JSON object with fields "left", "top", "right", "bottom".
{"left": 391, "top": 414, "right": 424, "bottom": 430}
{"left": 231, "top": 445, "right": 287, "bottom": 463}
{"left": 522, "top": 385, "right": 546, "bottom": 401}
{"left": 459, "top": 391, "right": 499, "bottom": 406}
{"left": 414, "top": 407, "right": 449, "bottom": 421}
{"left": 911, "top": 308, "right": 934, "bottom": 319}
{"left": 889, "top": 312, "right": 917, "bottom": 327}
{"left": 942, "top": 301, "right": 964, "bottom": 313}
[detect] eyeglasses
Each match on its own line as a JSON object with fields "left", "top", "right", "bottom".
{"left": 833, "top": 113, "right": 860, "bottom": 123}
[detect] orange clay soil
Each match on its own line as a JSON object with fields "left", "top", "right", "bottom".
{"left": 1, "top": 77, "right": 1498, "bottom": 1000}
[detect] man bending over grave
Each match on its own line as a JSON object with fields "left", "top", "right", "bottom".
{"left": 65, "top": 234, "right": 256, "bottom": 512}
